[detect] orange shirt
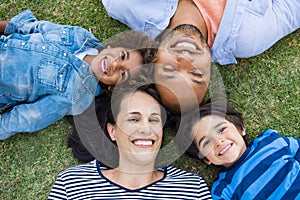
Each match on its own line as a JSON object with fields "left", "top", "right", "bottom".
{"left": 192, "top": 0, "right": 226, "bottom": 47}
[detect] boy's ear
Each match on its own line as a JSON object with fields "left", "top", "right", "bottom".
{"left": 107, "top": 123, "right": 116, "bottom": 141}
{"left": 204, "top": 157, "right": 212, "bottom": 165}
{"left": 241, "top": 128, "right": 246, "bottom": 136}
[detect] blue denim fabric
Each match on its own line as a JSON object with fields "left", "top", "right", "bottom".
{"left": 102, "top": 0, "right": 300, "bottom": 65}
{"left": 0, "top": 10, "right": 103, "bottom": 140}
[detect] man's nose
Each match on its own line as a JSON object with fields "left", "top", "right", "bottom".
{"left": 176, "top": 53, "right": 194, "bottom": 67}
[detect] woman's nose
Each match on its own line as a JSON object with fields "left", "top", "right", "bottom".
{"left": 137, "top": 124, "right": 151, "bottom": 134}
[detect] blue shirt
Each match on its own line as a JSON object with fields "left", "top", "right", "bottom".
{"left": 102, "top": 0, "right": 300, "bottom": 65}
{"left": 0, "top": 10, "right": 102, "bottom": 140}
{"left": 211, "top": 129, "right": 300, "bottom": 200}
{"left": 48, "top": 160, "right": 213, "bottom": 200}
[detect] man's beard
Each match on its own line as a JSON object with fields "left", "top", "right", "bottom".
{"left": 157, "top": 24, "right": 206, "bottom": 43}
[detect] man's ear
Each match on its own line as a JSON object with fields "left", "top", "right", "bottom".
{"left": 203, "top": 157, "right": 212, "bottom": 165}
{"left": 107, "top": 123, "right": 116, "bottom": 141}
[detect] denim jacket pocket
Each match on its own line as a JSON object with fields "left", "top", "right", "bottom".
{"left": 37, "top": 59, "right": 71, "bottom": 92}
{"left": 245, "top": 0, "right": 269, "bottom": 17}
{"left": 43, "top": 27, "right": 73, "bottom": 46}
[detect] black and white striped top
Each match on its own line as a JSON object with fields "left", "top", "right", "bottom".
{"left": 48, "top": 160, "right": 212, "bottom": 199}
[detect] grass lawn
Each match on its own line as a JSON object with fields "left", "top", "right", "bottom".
{"left": 0, "top": 1, "right": 299, "bottom": 199}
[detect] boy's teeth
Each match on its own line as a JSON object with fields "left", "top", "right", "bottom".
{"left": 220, "top": 144, "right": 231, "bottom": 155}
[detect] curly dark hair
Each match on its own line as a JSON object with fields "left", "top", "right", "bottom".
{"left": 103, "top": 30, "right": 158, "bottom": 64}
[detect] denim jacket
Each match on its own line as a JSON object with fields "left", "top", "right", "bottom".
{"left": 0, "top": 10, "right": 103, "bottom": 140}
{"left": 103, "top": 0, "right": 300, "bottom": 65}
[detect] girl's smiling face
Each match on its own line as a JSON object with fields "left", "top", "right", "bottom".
{"left": 192, "top": 115, "right": 247, "bottom": 167}
{"left": 91, "top": 47, "right": 143, "bottom": 86}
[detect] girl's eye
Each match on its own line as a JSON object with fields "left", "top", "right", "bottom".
{"left": 121, "top": 69, "right": 126, "bottom": 77}
{"left": 120, "top": 51, "right": 126, "bottom": 60}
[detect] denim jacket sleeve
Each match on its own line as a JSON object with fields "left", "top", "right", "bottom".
{"left": 5, "top": 9, "right": 46, "bottom": 35}
{"left": 0, "top": 95, "right": 72, "bottom": 140}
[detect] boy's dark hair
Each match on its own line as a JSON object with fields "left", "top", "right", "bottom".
{"left": 175, "top": 100, "right": 246, "bottom": 160}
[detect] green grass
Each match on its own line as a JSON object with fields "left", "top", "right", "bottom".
{"left": 0, "top": 1, "right": 299, "bottom": 199}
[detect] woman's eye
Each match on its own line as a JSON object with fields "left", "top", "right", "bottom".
{"left": 128, "top": 118, "right": 138, "bottom": 122}
{"left": 120, "top": 51, "right": 126, "bottom": 60}
{"left": 150, "top": 117, "right": 160, "bottom": 123}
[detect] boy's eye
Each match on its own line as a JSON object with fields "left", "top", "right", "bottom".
{"left": 218, "top": 127, "right": 226, "bottom": 134}
{"left": 202, "top": 139, "right": 211, "bottom": 148}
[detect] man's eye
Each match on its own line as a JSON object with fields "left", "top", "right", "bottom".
{"left": 163, "top": 66, "right": 176, "bottom": 72}
{"left": 120, "top": 51, "right": 126, "bottom": 60}
{"left": 191, "top": 72, "right": 203, "bottom": 77}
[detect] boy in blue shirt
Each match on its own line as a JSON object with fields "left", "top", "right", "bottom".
{"left": 177, "top": 101, "right": 300, "bottom": 199}
{"left": 0, "top": 10, "right": 156, "bottom": 140}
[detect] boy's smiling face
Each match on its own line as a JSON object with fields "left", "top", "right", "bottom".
{"left": 192, "top": 115, "right": 247, "bottom": 167}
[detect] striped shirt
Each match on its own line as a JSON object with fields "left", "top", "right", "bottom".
{"left": 211, "top": 129, "right": 300, "bottom": 200}
{"left": 48, "top": 160, "right": 212, "bottom": 199}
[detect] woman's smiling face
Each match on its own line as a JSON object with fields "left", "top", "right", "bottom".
{"left": 91, "top": 47, "right": 143, "bottom": 85}
{"left": 107, "top": 91, "right": 163, "bottom": 166}
{"left": 192, "top": 115, "right": 247, "bottom": 167}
